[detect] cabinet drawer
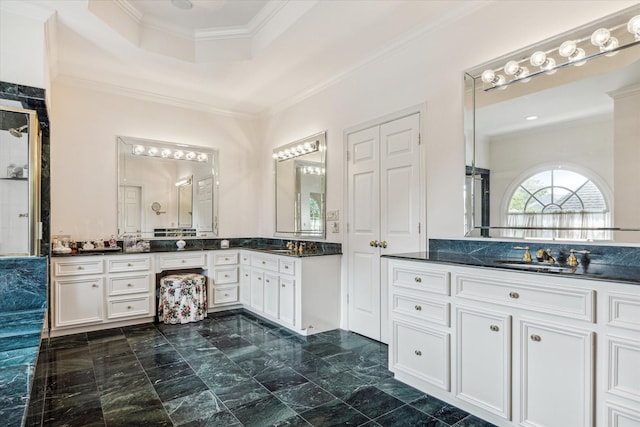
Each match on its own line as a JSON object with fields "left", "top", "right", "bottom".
{"left": 213, "top": 285, "right": 239, "bottom": 304}
{"left": 158, "top": 252, "right": 206, "bottom": 270}
{"left": 108, "top": 274, "right": 151, "bottom": 296}
{"left": 392, "top": 293, "right": 450, "bottom": 327}
{"left": 251, "top": 255, "right": 279, "bottom": 271}
{"left": 608, "top": 292, "right": 640, "bottom": 330}
{"left": 279, "top": 259, "right": 295, "bottom": 275}
{"left": 213, "top": 251, "right": 238, "bottom": 266}
{"left": 240, "top": 253, "right": 251, "bottom": 265}
{"left": 455, "top": 273, "right": 595, "bottom": 322}
{"left": 107, "top": 296, "right": 151, "bottom": 319}
{"left": 214, "top": 267, "right": 238, "bottom": 284}
{"left": 108, "top": 256, "right": 151, "bottom": 273}
{"left": 392, "top": 320, "right": 450, "bottom": 391}
{"left": 54, "top": 258, "right": 104, "bottom": 276}
{"left": 391, "top": 266, "right": 450, "bottom": 296}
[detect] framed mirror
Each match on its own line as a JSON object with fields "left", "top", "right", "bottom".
{"left": 117, "top": 136, "right": 218, "bottom": 238}
{"left": 274, "top": 131, "right": 326, "bottom": 238}
{"left": 465, "top": 6, "right": 640, "bottom": 242}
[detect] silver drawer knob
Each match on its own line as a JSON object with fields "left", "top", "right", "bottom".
{"left": 127, "top": 263, "right": 133, "bottom": 267}
{"left": 414, "top": 350, "right": 422, "bottom": 356}
{"left": 224, "top": 293, "right": 229, "bottom": 297}
{"left": 509, "top": 291, "right": 520, "bottom": 299}
{"left": 92, "top": 283, "right": 98, "bottom": 288}
{"left": 224, "top": 274, "right": 229, "bottom": 278}
{"left": 414, "top": 305, "right": 422, "bottom": 311}
{"left": 77, "top": 266, "right": 84, "bottom": 270}
{"left": 181, "top": 260, "right": 187, "bottom": 263}
{"left": 531, "top": 334, "right": 542, "bottom": 342}
{"left": 127, "top": 306, "right": 133, "bottom": 310}
{"left": 285, "top": 265, "right": 289, "bottom": 269}
{"left": 414, "top": 277, "right": 422, "bottom": 283}
{"left": 127, "top": 283, "right": 133, "bottom": 287}
{"left": 282, "top": 284, "right": 285, "bottom": 287}
{"left": 490, "top": 325, "right": 500, "bottom": 332}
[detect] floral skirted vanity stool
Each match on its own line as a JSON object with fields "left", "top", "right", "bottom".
{"left": 158, "top": 273, "right": 207, "bottom": 324}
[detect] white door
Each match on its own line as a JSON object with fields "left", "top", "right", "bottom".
{"left": 263, "top": 273, "right": 279, "bottom": 318}
{"left": 347, "top": 113, "right": 422, "bottom": 341}
{"left": 279, "top": 277, "right": 295, "bottom": 326}
{"left": 120, "top": 185, "right": 141, "bottom": 234}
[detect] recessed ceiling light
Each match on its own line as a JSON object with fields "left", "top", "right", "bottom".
{"left": 171, "top": 0, "right": 193, "bottom": 10}
{"left": 525, "top": 115, "right": 538, "bottom": 121}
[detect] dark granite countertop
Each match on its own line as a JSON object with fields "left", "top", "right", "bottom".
{"left": 52, "top": 238, "right": 342, "bottom": 258}
{"left": 382, "top": 251, "right": 640, "bottom": 285}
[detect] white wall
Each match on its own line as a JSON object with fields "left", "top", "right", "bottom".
{"left": 257, "top": 1, "right": 637, "bottom": 242}
{"left": 50, "top": 82, "right": 260, "bottom": 241}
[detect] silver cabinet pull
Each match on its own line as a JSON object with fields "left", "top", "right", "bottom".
{"left": 127, "top": 263, "right": 133, "bottom": 267}
{"left": 181, "top": 259, "right": 187, "bottom": 263}
{"left": 509, "top": 291, "right": 520, "bottom": 299}
{"left": 490, "top": 325, "right": 500, "bottom": 332}
{"left": 531, "top": 334, "right": 542, "bottom": 342}
{"left": 224, "top": 293, "right": 229, "bottom": 297}
{"left": 77, "top": 266, "right": 84, "bottom": 270}
{"left": 127, "top": 283, "right": 133, "bottom": 287}
{"left": 414, "top": 305, "right": 422, "bottom": 311}
{"left": 281, "top": 284, "right": 285, "bottom": 287}
{"left": 127, "top": 306, "right": 133, "bottom": 310}
{"left": 92, "top": 283, "right": 98, "bottom": 288}
{"left": 414, "top": 350, "right": 422, "bottom": 356}
{"left": 414, "top": 277, "right": 422, "bottom": 283}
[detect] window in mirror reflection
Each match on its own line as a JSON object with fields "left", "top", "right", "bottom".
{"left": 504, "top": 168, "right": 611, "bottom": 240}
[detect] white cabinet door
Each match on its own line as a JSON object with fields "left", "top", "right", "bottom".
{"left": 279, "top": 277, "right": 295, "bottom": 326}
{"left": 240, "top": 267, "right": 251, "bottom": 305}
{"left": 55, "top": 277, "right": 104, "bottom": 327}
{"left": 456, "top": 307, "right": 511, "bottom": 420}
{"left": 250, "top": 271, "right": 264, "bottom": 311}
{"left": 520, "top": 320, "right": 594, "bottom": 427}
{"left": 264, "top": 273, "right": 279, "bottom": 318}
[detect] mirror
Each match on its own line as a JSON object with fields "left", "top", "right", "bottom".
{"left": 117, "top": 136, "right": 218, "bottom": 238}
{"left": 465, "top": 6, "right": 640, "bottom": 242}
{"left": 0, "top": 106, "right": 41, "bottom": 256}
{"left": 274, "top": 131, "right": 326, "bottom": 238}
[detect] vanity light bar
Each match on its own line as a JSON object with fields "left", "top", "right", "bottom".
{"left": 302, "top": 166, "right": 325, "bottom": 175}
{"left": 132, "top": 145, "right": 208, "bottom": 162}
{"left": 480, "top": 14, "right": 640, "bottom": 91}
{"left": 272, "top": 140, "right": 319, "bottom": 161}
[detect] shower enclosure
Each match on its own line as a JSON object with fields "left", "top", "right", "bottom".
{"left": 0, "top": 105, "right": 41, "bottom": 256}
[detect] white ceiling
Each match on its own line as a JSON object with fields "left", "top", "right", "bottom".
{"left": 17, "top": 0, "right": 477, "bottom": 117}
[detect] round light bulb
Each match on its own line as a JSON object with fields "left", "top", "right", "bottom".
{"left": 504, "top": 60, "right": 520, "bottom": 76}
{"left": 148, "top": 147, "right": 158, "bottom": 156}
{"left": 133, "top": 145, "right": 145, "bottom": 155}
{"left": 174, "top": 150, "right": 184, "bottom": 159}
{"left": 529, "top": 51, "right": 547, "bottom": 67}
{"left": 186, "top": 152, "right": 196, "bottom": 160}
{"left": 198, "top": 153, "right": 208, "bottom": 162}
{"left": 628, "top": 15, "right": 640, "bottom": 39}
{"left": 558, "top": 40, "right": 577, "bottom": 58}
{"left": 161, "top": 149, "right": 171, "bottom": 158}
{"left": 481, "top": 69, "right": 495, "bottom": 84}
{"left": 590, "top": 28, "right": 610, "bottom": 47}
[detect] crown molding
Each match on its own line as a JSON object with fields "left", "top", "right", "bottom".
{"left": 54, "top": 74, "right": 257, "bottom": 120}
{"left": 0, "top": 0, "right": 56, "bottom": 22}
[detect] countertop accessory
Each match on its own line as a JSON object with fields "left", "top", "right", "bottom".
{"left": 514, "top": 246, "right": 531, "bottom": 262}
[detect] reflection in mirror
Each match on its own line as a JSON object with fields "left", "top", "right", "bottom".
{"left": 0, "top": 106, "right": 41, "bottom": 255}
{"left": 464, "top": 6, "right": 640, "bottom": 242}
{"left": 117, "top": 136, "right": 218, "bottom": 238}
{"left": 274, "top": 132, "right": 326, "bottom": 238}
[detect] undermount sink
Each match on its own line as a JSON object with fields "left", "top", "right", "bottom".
{"left": 495, "top": 261, "right": 576, "bottom": 273}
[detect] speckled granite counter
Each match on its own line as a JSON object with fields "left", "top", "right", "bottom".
{"left": 383, "top": 238, "right": 640, "bottom": 285}
{"left": 0, "top": 257, "right": 47, "bottom": 427}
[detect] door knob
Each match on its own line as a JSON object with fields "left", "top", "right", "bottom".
{"left": 380, "top": 240, "right": 387, "bottom": 248}
{"left": 370, "top": 240, "right": 379, "bottom": 247}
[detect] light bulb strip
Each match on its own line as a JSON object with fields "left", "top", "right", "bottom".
{"left": 477, "top": 15, "right": 640, "bottom": 92}
{"left": 132, "top": 145, "right": 209, "bottom": 161}
{"left": 273, "top": 140, "right": 320, "bottom": 161}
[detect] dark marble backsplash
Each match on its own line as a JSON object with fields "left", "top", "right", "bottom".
{"left": 429, "top": 238, "right": 640, "bottom": 268}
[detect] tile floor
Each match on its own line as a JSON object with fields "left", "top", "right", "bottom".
{"left": 26, "top": 310, "right": 497, "bottom": 426}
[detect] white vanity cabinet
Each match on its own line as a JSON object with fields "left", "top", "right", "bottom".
{"left": 209, "top": 251, "right": 240, "bottom": 307}
{"left": 241, "top": 250, "right": 340, "bottom": 335}
{"left": 52, "top": 254, "right": 154, "bottom": 335}
{"left": 387, "top": 258, "right": 639, "bottom": 427}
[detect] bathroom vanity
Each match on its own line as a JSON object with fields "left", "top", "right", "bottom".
{"left": 49, "top": 244, "right": 341, "bottom": 337}
{"left": 384, "top": 253, "right": 640, "bottom": 427}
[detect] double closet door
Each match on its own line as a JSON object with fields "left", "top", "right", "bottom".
{"left": 347, "top": 113, "right": 422, "bottom": 342}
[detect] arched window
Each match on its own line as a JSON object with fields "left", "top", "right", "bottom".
{"left": 506, "top": 169, "right": 611, "bottom": 240}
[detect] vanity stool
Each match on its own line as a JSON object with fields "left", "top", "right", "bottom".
{"left": 158, "top": 273, "right": 207, "bottom": 324}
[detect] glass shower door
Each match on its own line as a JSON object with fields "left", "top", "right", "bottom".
{"left": 0, "top": 106, "right": 41, "bottom": 256}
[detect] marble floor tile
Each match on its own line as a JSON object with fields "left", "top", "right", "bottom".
{"left": 28, "top": 311, "right": 498, "bottom": 427}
